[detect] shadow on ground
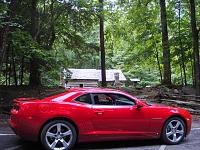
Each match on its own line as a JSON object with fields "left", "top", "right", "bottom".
{"left": 9, "top": 139, "right": 161, "bottom": 150}
{"left": 74, "top": 139, "right": 161, "bottom": 149}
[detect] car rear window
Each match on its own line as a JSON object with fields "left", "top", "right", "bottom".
{"left": 51, "top": 92, "right": 78, "bottom": 102}
{"left": 74, "top": 94, "right": 92, "bottom": 104}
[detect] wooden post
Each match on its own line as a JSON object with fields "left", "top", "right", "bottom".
{"left": 99, "top": 0, "right": 106, "bottom": 87}
{"left": 60, "top": 68, "right": 65, "bottom": 87}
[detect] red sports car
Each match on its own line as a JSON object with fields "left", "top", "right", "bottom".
{"left": 9, "top": 88, "right": 191, "bottom": 150}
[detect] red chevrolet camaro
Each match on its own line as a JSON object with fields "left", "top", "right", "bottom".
{"left": 9, "top": 88, "right": 191, "bottom": 150}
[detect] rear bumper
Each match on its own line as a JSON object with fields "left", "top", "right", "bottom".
{"left": 8, "top": 119, "right": 18, "bottom": 135}
{"left": 8, "top": 114, "right": 41, "bottom": 141}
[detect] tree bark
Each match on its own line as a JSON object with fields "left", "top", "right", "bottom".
{"left": 180, "top": 63, "right": 183, "bottom": 86}
{"left": 0, "top": 0, "right": 19, "bottom": 71}
{"left": 29, "top": 0, "right": 41, "bottom": 86}
{"left": 160, "top": 0, "right": 171, "bottom": 85}
{"left": 5, "top": 49, "right": 9, "bottom": 86}
{"left": 8, "top": 54, "right": 12, "bottom": 86}
{"left": 20, "top": 56, "right": 24, "bottom": 85}
{"left": 0, "top": 27, "right": 8, "bottom": 71}
{"left": 178, "top": 1, "right": 187, "bottom": 86}
{"left": 155, "top": 45, "right": 163, "bottom": 82}
{"left": 47, "top": 0, "right": 56, "bottom": 50}
{"left": 189, "top": 0, "right": 200, "bottom": 95}
{"left": 191, "top": 58, "right": 195, "bottom": 87}
{"left": 99, "top": 0, "right": 107, "bottom": 87}
{"left": 11, "top": 47, "right": 17, "bottom": 86}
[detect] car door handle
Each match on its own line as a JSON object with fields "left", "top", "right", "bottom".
{"left": 95, "top": 111, "right": 104, "bottom": 115}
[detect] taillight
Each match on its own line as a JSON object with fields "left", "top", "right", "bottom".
{"left": 12, "top": 102, "right": 20, "bottom": 111}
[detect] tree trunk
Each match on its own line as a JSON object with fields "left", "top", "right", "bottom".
{"left": 20, "top": 56, "right": 24, "bottom": 85}
{"left": 0, "top": 0, "right": 19, "bottom": 71}
{"left": 178, "top": 1, "right": 187, "bottom": 86}
{"left": 99, "top": 0, "right": 106, "bottom": 87}
{"left": 11, "top": 47, "right": 17, "bottom": 86}
{"left": 5, "top": 49, "right": 9, "bottom": 86}
{"left": 29, "top": 0, "right": 41, "bottom": 86}
{"left": 47, "top": 0, "right": 56, "bottom": 50}
{"left": 189, "top": 0, "right": 200, "bottom": 95}
{"left": 0, "top": 27, "right": 8, "bottom": 71}
{"left": 180, "top": 63, "right": 183, "bottom": 86}
{"left": 160, "top": 0, "right": 171, "bottom": 85}
{"left": 191, "top": 58, "right": 195, "bottom": 87}
{"left": 155, "top": 43, "right": 163, "bottom": 82}
{"left": 29, "top": 58, "right": 41, "bottom": 86}
{"left": 9, "top": 54, "right": 12, "bottom": 86}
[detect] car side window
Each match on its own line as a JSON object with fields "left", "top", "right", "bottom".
{"left": 74, "top": 94, "right": 92, "bottom": 104}
{"left": 110, "top": 94, "right": 136, "bottom": 106}
{"left": 93, "top": 94, "right": 114, "bottom": 105}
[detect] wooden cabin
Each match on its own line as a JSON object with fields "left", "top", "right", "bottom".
{"left": 61, "top": 69, "right": 126, "bottom": 88}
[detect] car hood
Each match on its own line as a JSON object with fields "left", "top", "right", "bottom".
{"left": 149, "top": 103, "right": 189, "bottom": 114}
{"left": 148, "top": 102, "right": 177, "bottom": 109}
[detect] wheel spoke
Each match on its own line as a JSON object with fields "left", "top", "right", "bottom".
{"left": 62, "top": 130, "right": 72, "bottom": 137}
{"left": 176, "top": 129, "right": 184, "bottom": 135}
{"left": 168, "top": 122, "right": 173, "bottom": 129}
{"left": 173, "top": 133, "right": 177, "bottom": 142}
{"left": 45, "top": 122, "right": 73, "bottom": 150}
{"left": 57, "top": 123, "right": 61, "bottom": 133}
{"left": 166, "top": 131, "right": 173, "bottom": 137}
{"left": 175, "top": 121, "right": 181, "bottom": 129}
{"left": 46, "top": 132, "right": 56, "bottom": 138}
{"left": 50, "top": 139, "right": 58, "bottom": 149}
{"left": 61, "top": 139, "right": 69, "bottom": 148}
{"left": 165, "top": 119, "right": 185, "bottom": 143}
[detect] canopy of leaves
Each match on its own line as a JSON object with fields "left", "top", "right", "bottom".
{"left": 0, "top": 0, "right": 200, "bottom": 87}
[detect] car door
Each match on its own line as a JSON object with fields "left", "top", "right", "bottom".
{"left": 91, "top": 93, "right": 150, "bottom": 137}
{"left": 72, "top": 94, "right": 94, "bottom": 137}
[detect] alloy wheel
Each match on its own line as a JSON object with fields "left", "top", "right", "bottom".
{"left": 165, "top": 119, "right": 185, "bottom": 143}
{"left": 45, "top": 123, "right": 73, "bottom": 150}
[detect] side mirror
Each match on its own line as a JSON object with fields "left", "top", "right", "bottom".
{"left": 137, "top": 101, "right": 144, "bottom": 109}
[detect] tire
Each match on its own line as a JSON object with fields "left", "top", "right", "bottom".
{"left": 162, "top": 117, "right": 186, "bottom": 145}
{"left": 40, "top": 120, "right": 77, "bottom": 150}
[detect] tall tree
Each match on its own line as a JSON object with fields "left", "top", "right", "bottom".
{"left": 189, "top": 0, "right": 200, "bottom": 95}
{"left": 0, "top": 0, "right": 20, "bottom": 71}
{"left": 99, "top": 0, "right": 106, "bottom": 87}
{"left": 29, "top": 0, "right": 41, "bottom": 86}
{"left": 160, "top": 0, "right": 171, "bottom": 85}
{"left": 178, "top": 0, "right": 187, "bottom": 86}
{"left": 0, "top": 24, "right": 8, "bottom": 71}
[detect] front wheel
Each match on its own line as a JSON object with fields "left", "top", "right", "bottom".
{"left": 40, "top": 120, "right": 77, "bottom": 150}
{"left": 162, "top": 117, "right": 186, "bottom": 145}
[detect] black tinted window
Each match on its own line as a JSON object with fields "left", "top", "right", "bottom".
{"left": 110, "top": 94, "right": 136, "bottom": 106}
{"left": 93, "top": 94, "right": 114, "bottom": 105}
{"left": 74, "top": 94, "right": 92, "bottom": 104}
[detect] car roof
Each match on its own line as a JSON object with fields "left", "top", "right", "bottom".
{"left": 49, "top": 88, "right": 127, "bottom": 102}
{"left": 67, "top": 88, "right": 122, "bottom": 93}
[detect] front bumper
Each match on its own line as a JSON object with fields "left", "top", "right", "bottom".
{"left": 186, "top": 117, "right": 192, "bottom": 136}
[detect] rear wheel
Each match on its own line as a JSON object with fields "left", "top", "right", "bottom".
{"left": 162, "top": 117, "right": 186, "bottom": 145}
{"left": 41, "top": 120, "right": 77, "bottom": 150}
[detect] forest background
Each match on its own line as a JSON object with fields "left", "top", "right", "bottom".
{"left": 1, "top": 0, "right": 200, "bottom": 95}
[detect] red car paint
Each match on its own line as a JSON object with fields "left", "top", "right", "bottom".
{"left": 9, "top": 88, "right": 192, "bottom": 143}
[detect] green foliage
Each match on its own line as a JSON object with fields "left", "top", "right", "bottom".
{"left": 104, "top": 0, "right": 197, "bottom": 86}
{"left": 0, "top": 0, "right": 199, "bottom": 87}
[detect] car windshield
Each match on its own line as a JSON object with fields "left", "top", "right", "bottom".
{"left": 145, "top": 101, "right": 154, "bottom": 106}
